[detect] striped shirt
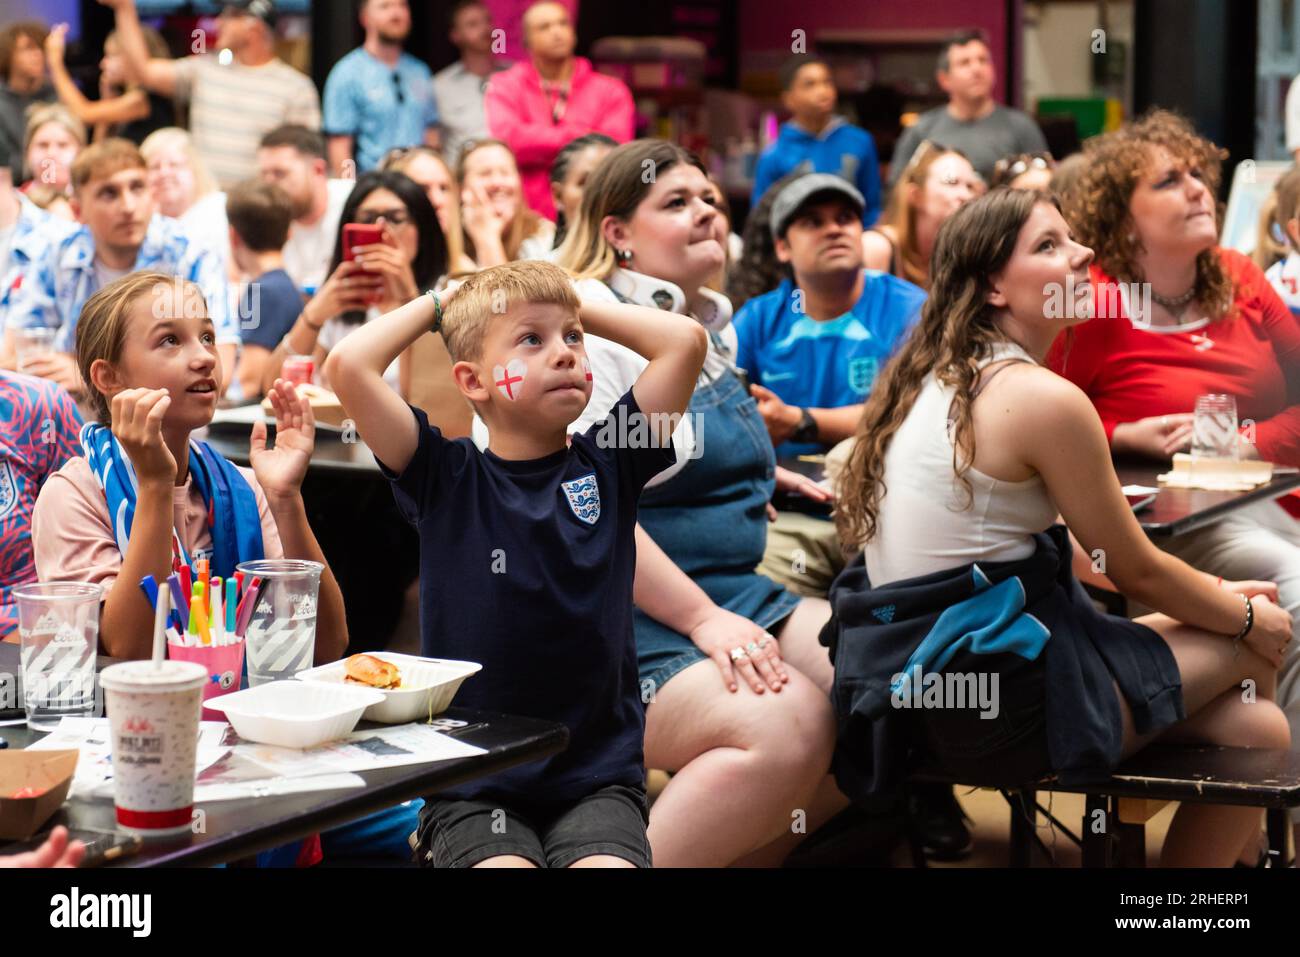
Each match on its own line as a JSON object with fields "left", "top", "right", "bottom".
{"left": 173, "top": 55, "right": 321, "bottom": 188}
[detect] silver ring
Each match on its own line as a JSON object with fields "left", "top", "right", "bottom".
{"left": 745, "top": 642, "right": 761, "bottom": 655}
{"left": 729, "top": 647, "right": 749, "bottom": 663}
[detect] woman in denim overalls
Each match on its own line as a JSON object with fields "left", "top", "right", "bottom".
{"left": 554, "top": 140, "right": 849, "bottom": 866}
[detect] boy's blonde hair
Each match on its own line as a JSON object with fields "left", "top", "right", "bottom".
{"left": 441, "top": 259, "right": 579, "bottom": 364}
{"left": 76, "top": 271, "right": 207, "bottom": 424}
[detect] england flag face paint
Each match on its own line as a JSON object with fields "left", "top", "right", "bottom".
{"left": 582, "top": 357, "right": 593, "bottom": 382}
{"left": 493, "top": 358, "right": 527, "bottom": 400}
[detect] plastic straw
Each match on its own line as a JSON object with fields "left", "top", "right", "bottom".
{"left": 151, "top": 585, "right": 170, "bottom": 668}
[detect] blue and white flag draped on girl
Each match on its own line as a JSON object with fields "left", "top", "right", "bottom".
{"left": 80, "top": 422, "right": 265, "bottom": 577}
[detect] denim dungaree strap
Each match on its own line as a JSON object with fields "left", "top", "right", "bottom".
{"left": 632, "top": 329, "right": 800, "bottom": 695}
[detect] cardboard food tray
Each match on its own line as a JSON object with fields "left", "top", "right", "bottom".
{"left": 0, "top": 750, "right": 78, "bottom": 841}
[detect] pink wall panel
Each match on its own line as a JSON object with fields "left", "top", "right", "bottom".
{"left": 738, "top": 0, "right": 1010, "bottom": 102}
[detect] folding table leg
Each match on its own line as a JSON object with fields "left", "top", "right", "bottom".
{"left": 1266, "top": 808, "right": 1289, "bottom": 870}
{"left": 1009, "top": 788, "right": 1035, "bottom": 867}
{"left": 1114, "top": 815, "right": 1146, "bottom": 867}
{"left": 1081, "top": 794, "right": 1109, "bottom": 868}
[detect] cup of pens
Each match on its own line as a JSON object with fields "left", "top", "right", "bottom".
{"left": 235, "top": 559, "right": 323, "bottom": 686}
{"left": 145, "top": 563, "right": 257, "bottom": 718}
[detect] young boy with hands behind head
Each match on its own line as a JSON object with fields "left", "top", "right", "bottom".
{"left": 324, "top": 259, "right": 707, "bottom": 868}
{"left": 31, "top": 271, "right": 348, "bottom": 662}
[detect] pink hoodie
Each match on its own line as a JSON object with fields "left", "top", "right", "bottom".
{"left": 484, "top": 56, "right": 634, "bottom": 221}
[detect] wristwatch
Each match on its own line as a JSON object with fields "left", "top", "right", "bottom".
{"left": 790, "top": 407, "right": 819, "bottom": 444}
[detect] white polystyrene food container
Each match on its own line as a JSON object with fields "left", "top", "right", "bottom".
{"left": 205, "top": 680, "right": 386, "bottom": 748}
{"left": 295, "top": 653, "right": 482, "bottom": 724}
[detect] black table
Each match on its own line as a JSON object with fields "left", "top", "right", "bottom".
{"left": 0, "top": 710, "right": 567, "bottom": 868}
{"left": 1114, "top": 461, "right": 1300, "bottom": 537}
{"left": 203, "top": 425, "right": 384, "bottom": 477}
{"left": 776, "top": 456, "right": 1300, "bottom": 538}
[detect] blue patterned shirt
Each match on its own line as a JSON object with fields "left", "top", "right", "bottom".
{"left": 2, "top": 213, "right": 236, "bottom": 352}
{"left": 323, "top": 48, "right": 438, "bottom": 172}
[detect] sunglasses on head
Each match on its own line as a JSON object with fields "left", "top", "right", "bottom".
{"left": 993, "top": 152, "right": 1054, "bottom": 182}
{"left": 903, "top": 139, "right": 952, "bottom": 174}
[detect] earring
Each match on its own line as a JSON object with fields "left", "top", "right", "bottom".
{"left": 616, "top": 247, "right": 633, "bottom": 265}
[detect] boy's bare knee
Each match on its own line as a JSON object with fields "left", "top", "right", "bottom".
{"left": 568, "top": 854, "right": 635, "bottom": 868}
{"left": 471, "top": 855, "right": 538, "bottom": 868}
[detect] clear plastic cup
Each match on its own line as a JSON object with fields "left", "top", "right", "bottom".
{"left": 14, "top": 327, "right": 55, "bottom": 374}
{"left": 99, "top": 659, "right": 208, "bottom": 834}
{"left": 14, "top": 582, "right": 102, "bottom": 731}
{"left": 1192, "top": 393, "right": 1238, "bottom": 459}
{"left": 236, "top": 559, "right": 323, "bottom": 686}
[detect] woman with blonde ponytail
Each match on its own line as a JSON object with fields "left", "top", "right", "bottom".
{"left": 829, "top": 188, "right": 1294, "bottom": 867}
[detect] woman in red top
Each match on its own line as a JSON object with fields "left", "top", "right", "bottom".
{"left": 1052, "top": 110, "right": 1300, "bottom": 855}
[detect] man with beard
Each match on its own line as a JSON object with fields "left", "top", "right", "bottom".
{"left": 323, "top": 0, "right": 439, "bottom": 176}
{"left": 888, "top": 29, "right": 1047, "bottom": 186}
{"left": 257, "top": 125, "right": 354, "bottom": 293}
{"left": 433, "top": 0, "right": 507, "bottom": 168}
{"left": 99, "top": 0, "right": 320, "bottom": 188}
{"left": 1, "top": 139, "right": 237, "bottom": 396}
{"left": 484, "top": 1, "right": 633, "bottom": 220}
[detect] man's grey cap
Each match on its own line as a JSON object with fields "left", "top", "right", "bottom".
{"left": 770, "top": 173, "right": 865, "bottom": 240}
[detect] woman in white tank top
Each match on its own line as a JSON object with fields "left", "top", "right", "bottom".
{"left": 828, "top": 188, "right": 1293, "bottom": 867}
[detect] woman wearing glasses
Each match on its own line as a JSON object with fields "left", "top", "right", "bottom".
{"left": 260, "top": 170, "right": 446, "bottom": 395}
{"left": 863, "top": 142, "right": 982, "bottom": 289}
{"left": 989, "top": 151, "right": 1056, "bottom": 192}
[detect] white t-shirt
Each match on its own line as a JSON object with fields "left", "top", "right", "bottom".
{"left": 517, "top": 220, "right": 557, "bottom": 262}
{"left": 283, "top": 178, "right": 354, "bottom": 294}
{"left": 179, "top": 191, "right": 229, "bottom": 256}
{"left": 93, "top": 258, "right": 131, "bottom": 289}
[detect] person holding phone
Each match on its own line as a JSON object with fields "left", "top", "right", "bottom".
{"left": 260, "top": 170, "right": 446, "bottom": 396}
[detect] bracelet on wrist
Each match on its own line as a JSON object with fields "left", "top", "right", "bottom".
{"left": 426, "top": 288, "right": 443, "bottom": 333}
{"left": 1232, "top": 593, "right": 1254, "bottom": 657}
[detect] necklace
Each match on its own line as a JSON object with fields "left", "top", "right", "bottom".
{"left": 1149, "top": 283, "right": 1197, "bottom": 322}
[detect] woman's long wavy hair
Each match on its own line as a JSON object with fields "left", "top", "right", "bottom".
{"left": 836, "top": 188, "right": 1049, "bottom": 549}
{"left": 1063, "top": 109, "right": 1234, "bottom": 320}
{"left": 553, "top": 138, "right": 709, "bottom": 282}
